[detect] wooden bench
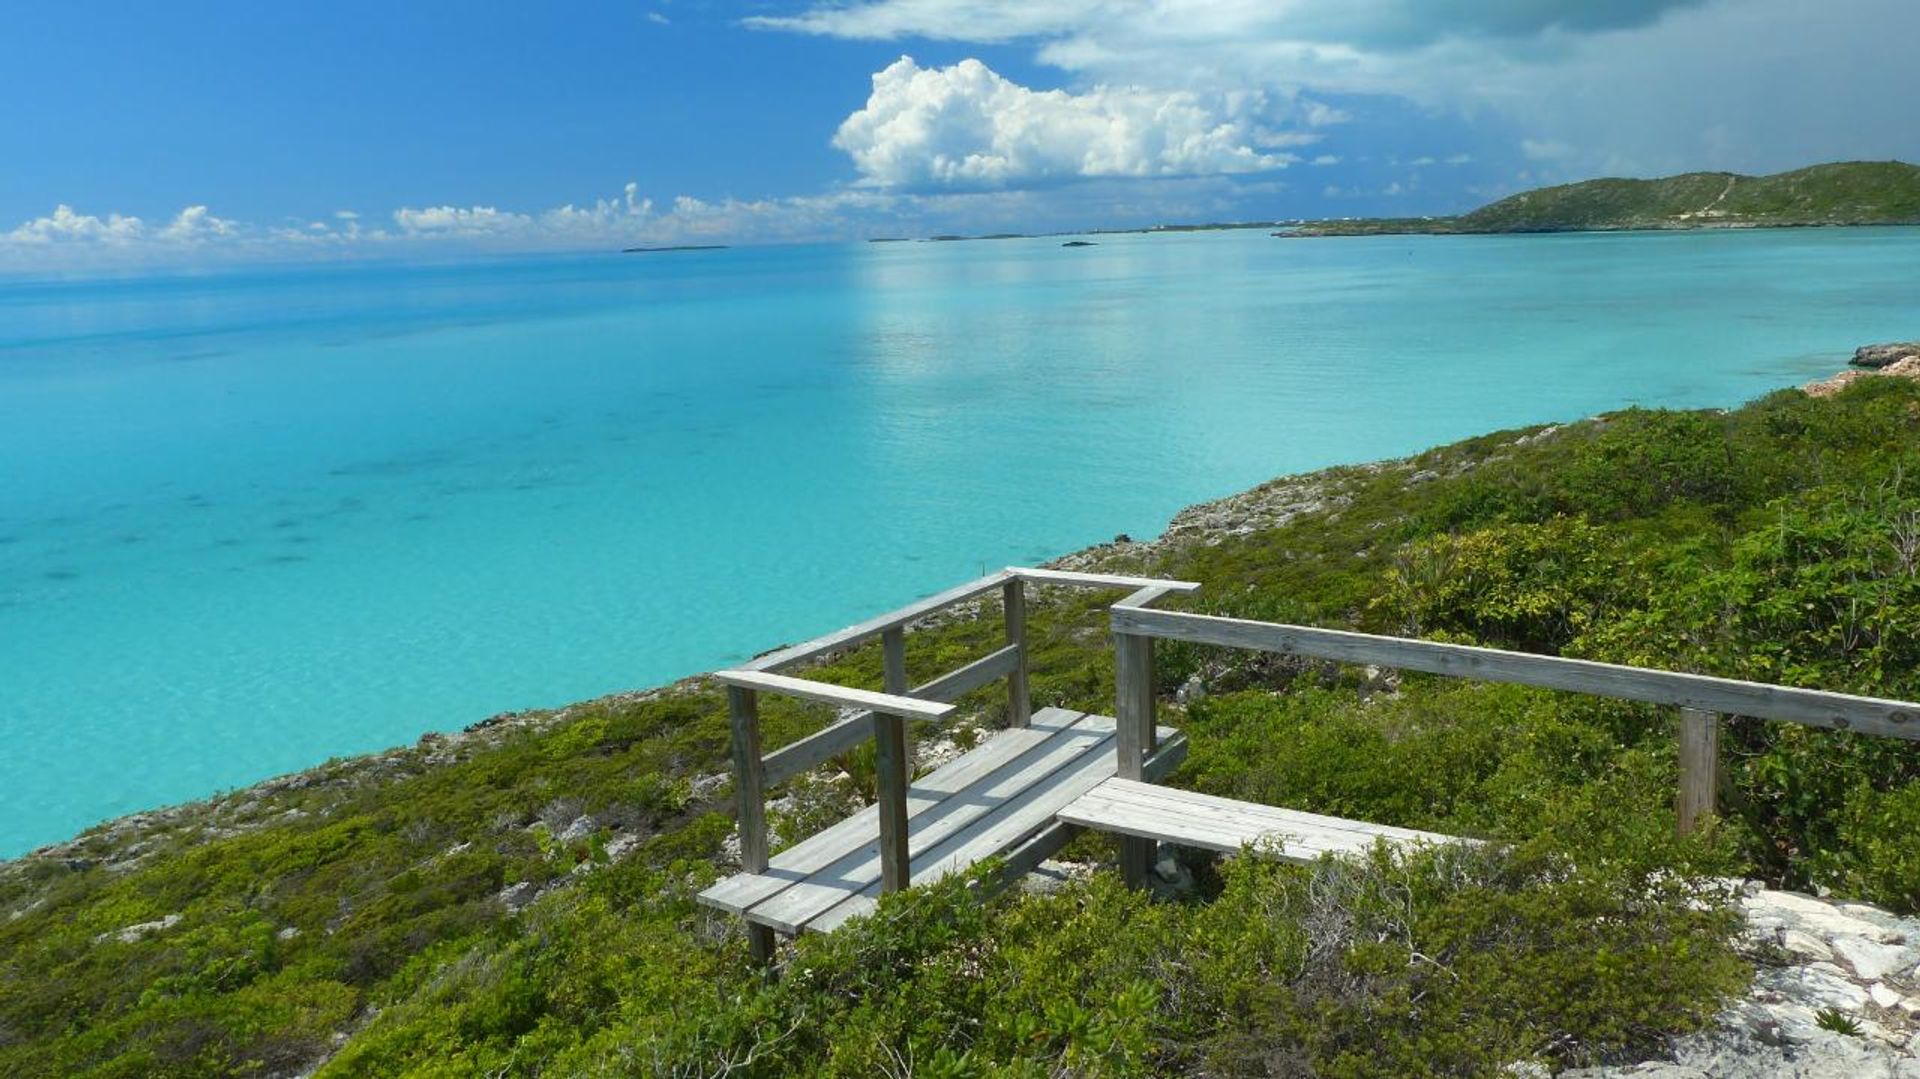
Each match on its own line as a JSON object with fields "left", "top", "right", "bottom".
{"left": 1058, "top": 777, "right": 1464, "bottom": 862}
{"left": 699, "top": 707, "right": 1186, "bottom": 935}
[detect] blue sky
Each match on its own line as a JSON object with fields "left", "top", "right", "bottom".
{"left": 3, "top": 0, "right": 1916, "bottom": 268}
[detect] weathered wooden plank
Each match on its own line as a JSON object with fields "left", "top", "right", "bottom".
{"left": 750, "top": 715, "right": 1120, "bottom": 934}
{"left": 992, "top": 727, "right": 1188, "bottom": 888}
{"left": 1067, "top": 778, "right": 1442, "bottom": 845}
{"left": 876, "top": 628, "right": 911, "bottom": 893}
{"left": 874, "top": 714, "right": 911, "bottom": 893}
{"left": 1112, "top": 607, "right": 1920, "bottom": 740}
{"left": 1059, "top": 775, "right": 1459, "bottom": 852}
{"left": 759, "top": 713, "right": 875, "bottom": 789}
{"left": 1013, "top": 567, "right": 1201, "bottom": 593}
{"left": 807, "top": 743, "right": 1119, "bottom": 934}
{"left": 1676, "top": 708, "right": 1720, "bottom": 837}
{"left": 1112, "top": 629, "right": 1156, "bottom": 888}
{"left": 1143, "top": 730, "right": 1188, "bottom": 781}
{"left": 901, "top": 721, "right": 1179, "bottom": 889}
{"left": 997, "top": 820, "right": 1077, "bottom": 882}
{"left": 1113, "top": 633, "right": 1156, "bottom": 780}
{"left": 714, "top": 669, "right": 957, "bottom": 720}
{"left": 808, "top": 723, "right": 1184, "bottom": 934}
{"left": 698, "top": 709, "right": 1084, "bottom": 915}
{"left": 1004, "top": 579, "right": 1032, "bottom": 728}
{"left": 1059, "top": 779, "right": 1464, "bottom": 860}
{"left": 744, "top": 570, "right": 1013, "bottom": 673}
{"left": 1113, "top": 584, "right": 1181, "bottom": 610}
{"left": 758, "top": 644, "right": 1025, "bottom": 786}
{"left": 917, "top": 643, "right": 1022, "bottom": 703}
{"left": 728, "top": 687, "right": 768, "bottom": 875}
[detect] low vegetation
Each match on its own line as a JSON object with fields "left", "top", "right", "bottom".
{"left": 1290, "top": 160, "right": 1920, "bottom": 235}
{"left": 7, "top": 377, "right": 1920, "bottom": 1076}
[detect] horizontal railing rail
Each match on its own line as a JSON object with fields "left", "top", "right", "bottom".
{"left": 1110, "top": 607, "right": 1920, "bottom": 740}
{"left": 757, "top": 644, "right": 1021, "bottom": 786}
{"left": 1108, "top": 603, "right": 1920, "bottom": 846}
{"left": 714, "top": 669, "right": 958, "bottom": 719}
{"left": 743, "top": 571, "right": 1015, "bottom": 674}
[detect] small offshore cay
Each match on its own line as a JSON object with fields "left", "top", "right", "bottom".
{"left": 699, "top": 566, "right": 1920, "bottom": 961}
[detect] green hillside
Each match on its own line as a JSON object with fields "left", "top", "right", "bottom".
{"left": 8, "top": 377, "right": 1920, "bottom": 1076}
{"left": 1291, "top": 161, "right": 1920, "bottom": 235}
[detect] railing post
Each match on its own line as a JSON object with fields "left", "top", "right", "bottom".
{"left": 727, "top": 685, "right": 775, "bottom": 962}
{"left": 1676, "top": 707, "right": 1720, "bottom": 837}
{"left": 1113, "top": 629, "right": 1157, "bottom": 887}
{"left": 876, "top": 627, "right": 912, "bottom": 893}
{"left": 1004, "top": 577, "right": 1032, "bottom": 728}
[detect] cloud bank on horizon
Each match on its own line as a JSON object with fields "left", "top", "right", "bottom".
{"left": 4, "top": 0, "right": 1915, "bottom": 270}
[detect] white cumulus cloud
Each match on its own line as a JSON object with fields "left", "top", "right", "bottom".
{"left": 833, "top": 57, "right": 1296, "bottom": 189}
{"left": 5, "top": 204, "right": 147, "bottom": 245}
{"left": 158, "top": 205, "right": 239, "bottom": 241}
{"left": 391, "top": 205, "right": 533, "bottom": 234}
{"left": 757, "top": 0, "right": 1920, "bottom": 183}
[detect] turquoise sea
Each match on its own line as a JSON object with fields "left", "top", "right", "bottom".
{"left": 3, "top": 227, "right": 1917, "bottom": 855}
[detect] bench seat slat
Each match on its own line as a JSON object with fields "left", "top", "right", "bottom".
{"left": 1058, "top": 778, "right": 1466, "bottom": 861}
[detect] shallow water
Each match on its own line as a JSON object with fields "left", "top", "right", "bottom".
{"left": 3, "top": 227, "right": 1917, "bottom": 854}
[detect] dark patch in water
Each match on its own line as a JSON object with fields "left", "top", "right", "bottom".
{"left": 265, "top": 554, "right": 310, "bottom": 565}
{"left": 0, "top": 535, "right": 18, "bottom": 545}
{"left": 270, "top": 518, "right": 300, "bottom": 529}
{"left": 287, "top": 535, "right": 314, "bottom": 545}
{"left": 333, "top": 497, "right": 366, "bottom": 514}
{"left": 116, "top": 533, "right": 146, "bottom": 545}
{"left": 214, "top": 537, "right": 244, "bottom": 548}
{"left": 43, "top": 569, "right": 80, "bottom": 581}
{"left": 403, "top": 512, "right": 434, "bottom": 523}
{"left": 330, "top": 451, "right": 454, "bottom": 478}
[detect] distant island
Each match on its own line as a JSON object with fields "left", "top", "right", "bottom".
{"left": 866, "top": 221, "right": 1292, "bottom": 244}
{"left": 621, "top": 244, "right": 729, "bottom": 253}
{"left": 1284, "top": 160, "right": 1920, "bottom": 237}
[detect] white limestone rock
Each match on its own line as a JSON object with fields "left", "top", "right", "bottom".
{"left": 1573, "top": 887, "right": 1920, "bottom": 1077}
{"left": 1835, "top": 936, "right": 1919, "bottom": 982}
{"left": 97, "top": 913, "right": 182, "bottom": 944}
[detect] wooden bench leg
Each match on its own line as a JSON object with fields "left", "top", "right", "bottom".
{"left": 747, "top": 921, "right": 776, "bottom": 966}
{"left": 1120, "top": 835, "right": 1155, "bottom": 889}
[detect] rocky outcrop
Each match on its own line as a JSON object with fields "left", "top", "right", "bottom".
{"left": 1570, "top": 882, "right": 1920, "bottom": 1078}
{"left": 1853, "top": 342, "right": 1920, "bottom": 369}
{"left": 1804, "top": 355, "right": 1920, "bottom": 398}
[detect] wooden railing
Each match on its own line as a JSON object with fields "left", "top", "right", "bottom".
{"left": 1108, "top": 605, "right": 1920, "bottom": 840}
{"left": 711, "top": 567, "right": 1199, "bottom": 956}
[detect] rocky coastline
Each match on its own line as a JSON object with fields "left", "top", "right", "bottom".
{"left": 1802, "top": 340, "right": 1920, "bottom": 397}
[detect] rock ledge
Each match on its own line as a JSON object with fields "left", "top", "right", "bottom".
{"left": 1571, "top": 883, "right": 1920, "bottom": 1078}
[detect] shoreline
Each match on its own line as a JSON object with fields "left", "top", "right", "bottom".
{"left": 0, "top": 434, "right": 1438, "bottom": 870}
{"left": 1281, "top": 218, "right": 1920, "bottom": 239}
{"left": 10, "top": 355, "right": 1917, "bottom": 871}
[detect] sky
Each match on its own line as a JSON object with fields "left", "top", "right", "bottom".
{"left": 2, "top": 0, "right": 1916, "bottom": 270}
